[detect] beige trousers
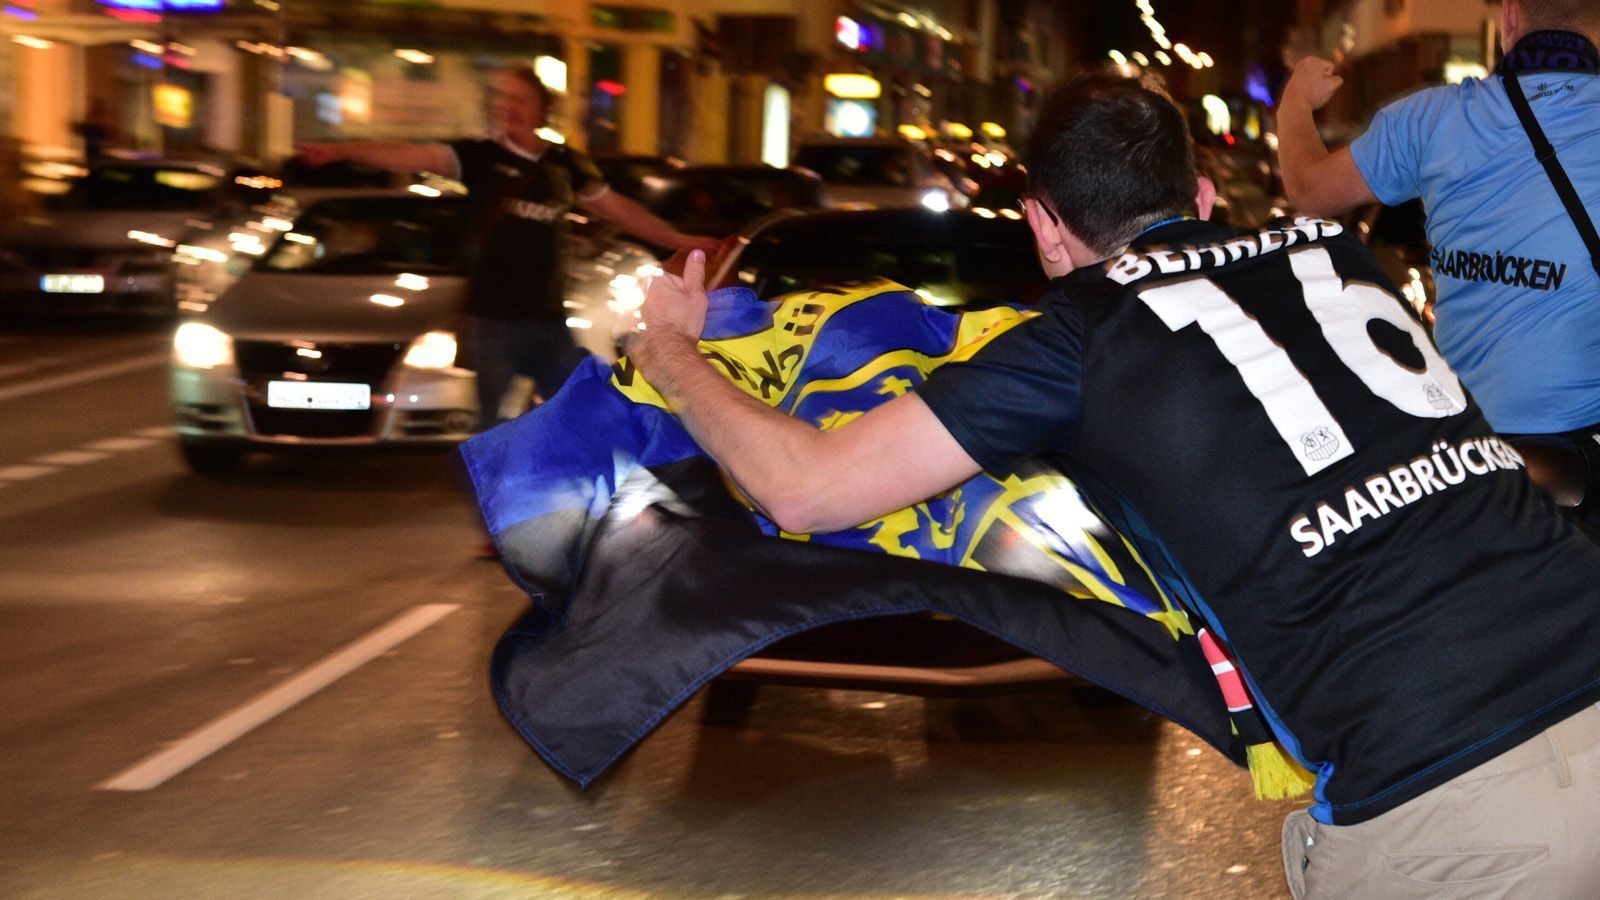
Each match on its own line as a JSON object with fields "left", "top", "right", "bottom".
{"left": 1283, "top": 703, "right": 1600, "bottom": 899}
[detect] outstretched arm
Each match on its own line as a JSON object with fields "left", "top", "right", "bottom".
{"left": 627, "top": 250, "right": 981, "bottom": 534}
{"left": 581, "top": 189, "right": 724, "bottom": 255}
{"left": 293, "top": 142, "right": 458, "bottom": 179}
{"left": 1277, "top": 57, "right": 1378, "bottom": 217}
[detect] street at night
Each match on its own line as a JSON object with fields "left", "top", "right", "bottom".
{"left": 0, "top": 328, "right": 1298, "bottom": 898}
{"left": 5, "top": 0, "right": 1597, "bottom": 896}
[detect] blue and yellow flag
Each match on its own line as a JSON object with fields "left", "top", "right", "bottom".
{"left": 463, "top": 281, "right": 1240, "bottom": 787}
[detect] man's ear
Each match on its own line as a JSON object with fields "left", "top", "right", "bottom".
{"left": 1195, "top": 176, "right": 1218, "bottom": 222}
{"left": 1024, "top": 197, "right": 1076, "bottom": 277}
{"left": 1501, "top": 0, "right": 1520, "bottom": 49}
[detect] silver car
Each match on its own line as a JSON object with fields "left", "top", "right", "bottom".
{"left": 170, "top": 192, "right": 476, "bottom": 473}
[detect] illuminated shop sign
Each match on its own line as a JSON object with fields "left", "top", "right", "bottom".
{"left": 99, "top": 0, "right": 224, "bottom": 11}
{"left": 835, "top": 13, "right": 953, "bottom": 75}
{"left": 824, "top": 73, "right": 881, "bottom": 99}
{"left": 153, "top": 83, "right": 194, "bottom": 128}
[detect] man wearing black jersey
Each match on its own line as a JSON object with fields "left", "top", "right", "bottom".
{"left": 629, "top": 74, "right": 1600, "bottom": 897}
{"left": 296, "top": 63, "right": 719, "bottom": 425}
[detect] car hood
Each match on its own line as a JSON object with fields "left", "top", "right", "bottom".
{"left": 2, "top": 211, "right": 204, "bottom": 251}
{"left": 820, "top": 184, "right": 928, "bottom": 209}
{"left": 202, "top": 272, "right": 467, "bottom": 343}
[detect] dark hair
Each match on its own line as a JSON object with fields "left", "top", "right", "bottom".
{"left": 1517, "top": 0, "right": 1600, "bottom": 31}
{"left": 497, "top": 62, "right": 552, "bottom": 108}
{"left": 1023, "top": 73, "right": 1197, "bottom": 257}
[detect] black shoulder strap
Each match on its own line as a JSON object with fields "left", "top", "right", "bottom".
{"left": 1504, "top": 72, "right": 1600, "bottom": 277}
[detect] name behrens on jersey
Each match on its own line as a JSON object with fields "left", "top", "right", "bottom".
{"left": 1106, "top": 217, "right": 1344, "bottom": 285}
{"left": 1289, "top": 436, "right": 1527, "bottom": 557}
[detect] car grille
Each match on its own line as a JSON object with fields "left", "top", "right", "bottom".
{"left": 246, "top": 406, "right": 378, "bottom": 438}
{"left": 234, "top": 340, "right": 404, "bottom": 380}
{"left": 235, "top": 340, "right": 405, "bottom": 439}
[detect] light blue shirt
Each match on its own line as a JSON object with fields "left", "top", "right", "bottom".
{"left": 1350, "top": 72, "right": 1600, "bottom": 433}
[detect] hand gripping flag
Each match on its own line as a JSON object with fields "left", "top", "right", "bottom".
{"left": 463, "top": 280, "right": 1309, "bottom": 795}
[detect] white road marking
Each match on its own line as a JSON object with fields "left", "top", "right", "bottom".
{"left": 85, "top": 436, "right": 158, "bottom": 452}
{"left": 35, "top": 450, "right": 111, "bottom": 467}
{"left": 0, "top": 352, "right": 166, "bottom": 406}
{"left": 98, "top": 603, "right": 460, "bottom": 791}
{"left": 0, "top": 464, "right": 59, "bottom": 481}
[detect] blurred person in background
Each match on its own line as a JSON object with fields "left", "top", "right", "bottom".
{"left": 0, "top": 135, "right": 29, "bottom": 225}
{"left": 295, "top": 63, "right": 720, "bottom": 425}
{"left": 73, "top": 99, "right": 118, "bottom": 161}
{"left": 1277, "top": 0, "right": 1600, "bottom": 516}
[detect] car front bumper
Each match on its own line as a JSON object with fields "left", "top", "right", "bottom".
{"left": 171, "top": 364, "right": 477, "bottom": 447}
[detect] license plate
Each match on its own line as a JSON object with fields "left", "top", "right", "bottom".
{"left": 41, "top": 274, "right": 105, "bottom": 294}
{"left": 267, "top": 381, "right": 371, "bottom": 410}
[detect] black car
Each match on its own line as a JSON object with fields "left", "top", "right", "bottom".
{"left": 0, "top": 157, "right": 279, "bottom": 318}
{"left": 691, "top": 208, "right": 1076, "bottom": 706}
{"left": 712, "top": 206, "right": 1049, "bottom": 308}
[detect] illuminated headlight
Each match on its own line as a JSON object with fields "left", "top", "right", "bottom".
{"left": 176, "top": 244, "right": 229, "bottom": 264}
{"left": 920, "top": 190, "right": 951, "bottom": 212}
{"left": 403, "top": 330, "right": 457, "bottom": 369}
{"left": 608, "top": 260, "right": 663, "bottom": 313}
{"left": 607, "top": 273, "right": 644, "bottom": 312}
{"left": 128, "top": 230, "right": 176, "bottom": 248}
{"left": 173, "top": 322, "right": 233, "bottom": 369}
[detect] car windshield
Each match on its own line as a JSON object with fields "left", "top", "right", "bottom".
{"left": 641, "top": 172, "right": 820, "bottom": 235}
{"left": 53, "top": 166, "right": 223, "bottom": 211}
{"left": 260, "top": 197, "right": 470, "bottom": 275}
{"left": 793, "top": 145, "right": 921, "bottom": 187}
{"left": 737, "top": 224, "right": 1046, "bottom": 308}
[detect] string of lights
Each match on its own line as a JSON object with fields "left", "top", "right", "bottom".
{"left": 1109, "top": 0, "right": 1214, "bottom": 71}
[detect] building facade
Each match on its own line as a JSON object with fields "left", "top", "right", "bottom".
{"left": 1, "top": 0, "right": 1068, "bottom": 168}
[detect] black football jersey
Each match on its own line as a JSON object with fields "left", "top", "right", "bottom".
{"left": 449, "top": 138, "right": 604, "bottom": 320}
{"left": 919, "top": 217, "right": 1600, "bottom": 824}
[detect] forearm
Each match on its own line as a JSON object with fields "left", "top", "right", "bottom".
{"left": 1278, "top": 95, "right": 1385, "bottom": 219}
{"left": 1276, "top": 94, "right": 1332, "bottom": 211}
{"left": 629, "top": 332, "right": 826, "bottom": 529}
{"left": 317, "top": 142, "right": 454, "bottom": 176}
{"left": 586, "top": 191, "right": 703, "bottom": 250}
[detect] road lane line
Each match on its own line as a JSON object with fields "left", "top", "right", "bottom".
{"left": 0, "top": 352, "right": 167, "bottom": 406}
{"left": 98, "top": 603, "right": 461, "bottom": 792}
{"left": 35, "top": 450, "right": 112, "bottom": 466}
{"left": 86, "top": 436, "right": 159, "bottom": 452}
{"left": 0, "top": 464, "right": 59, "bottom": 481}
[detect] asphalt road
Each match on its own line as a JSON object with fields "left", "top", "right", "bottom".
{"left": 0, "top": 323, "right": 1301, "bottom": 899}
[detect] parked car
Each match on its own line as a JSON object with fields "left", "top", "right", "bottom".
{"left": 0, "top": 156, "right": 281, "bottom": 318}
{"left": 169, "top": 192, "right": 477, "bottom": 473}
{"left": 1196, "top": 144, "right": 1286, "bottom": 229}
{"left": 591, "top": 153, "right": 685, "bottom": 202}
{"left": 793, "top": 137, "right": 963, "bottom": 211}
{"left": 1346, "top": 199, "right": 1435, "bottom": 324}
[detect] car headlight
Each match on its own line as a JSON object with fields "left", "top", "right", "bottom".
{"left": 403, "top": 330, "right": 457, "bottom": 369}
{"left": 606, "top": 261, "right": 662, "bottom": 313}
{"left": 173, "top": 322, "right": 234, "bottom": 369}
{"left": 920, "top": 189, "right": 951, "bottom": 212}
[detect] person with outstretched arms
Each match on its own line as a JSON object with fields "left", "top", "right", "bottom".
{"left": 296, "top": 63, "right": 720, "bottom": 424}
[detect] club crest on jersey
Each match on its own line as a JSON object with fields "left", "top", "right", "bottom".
{"left": 1301, "top": 427, "right": 1341, "bottom": 462}
{"left": 1425, "top": 382, "right": 1455, "bottom": 411}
